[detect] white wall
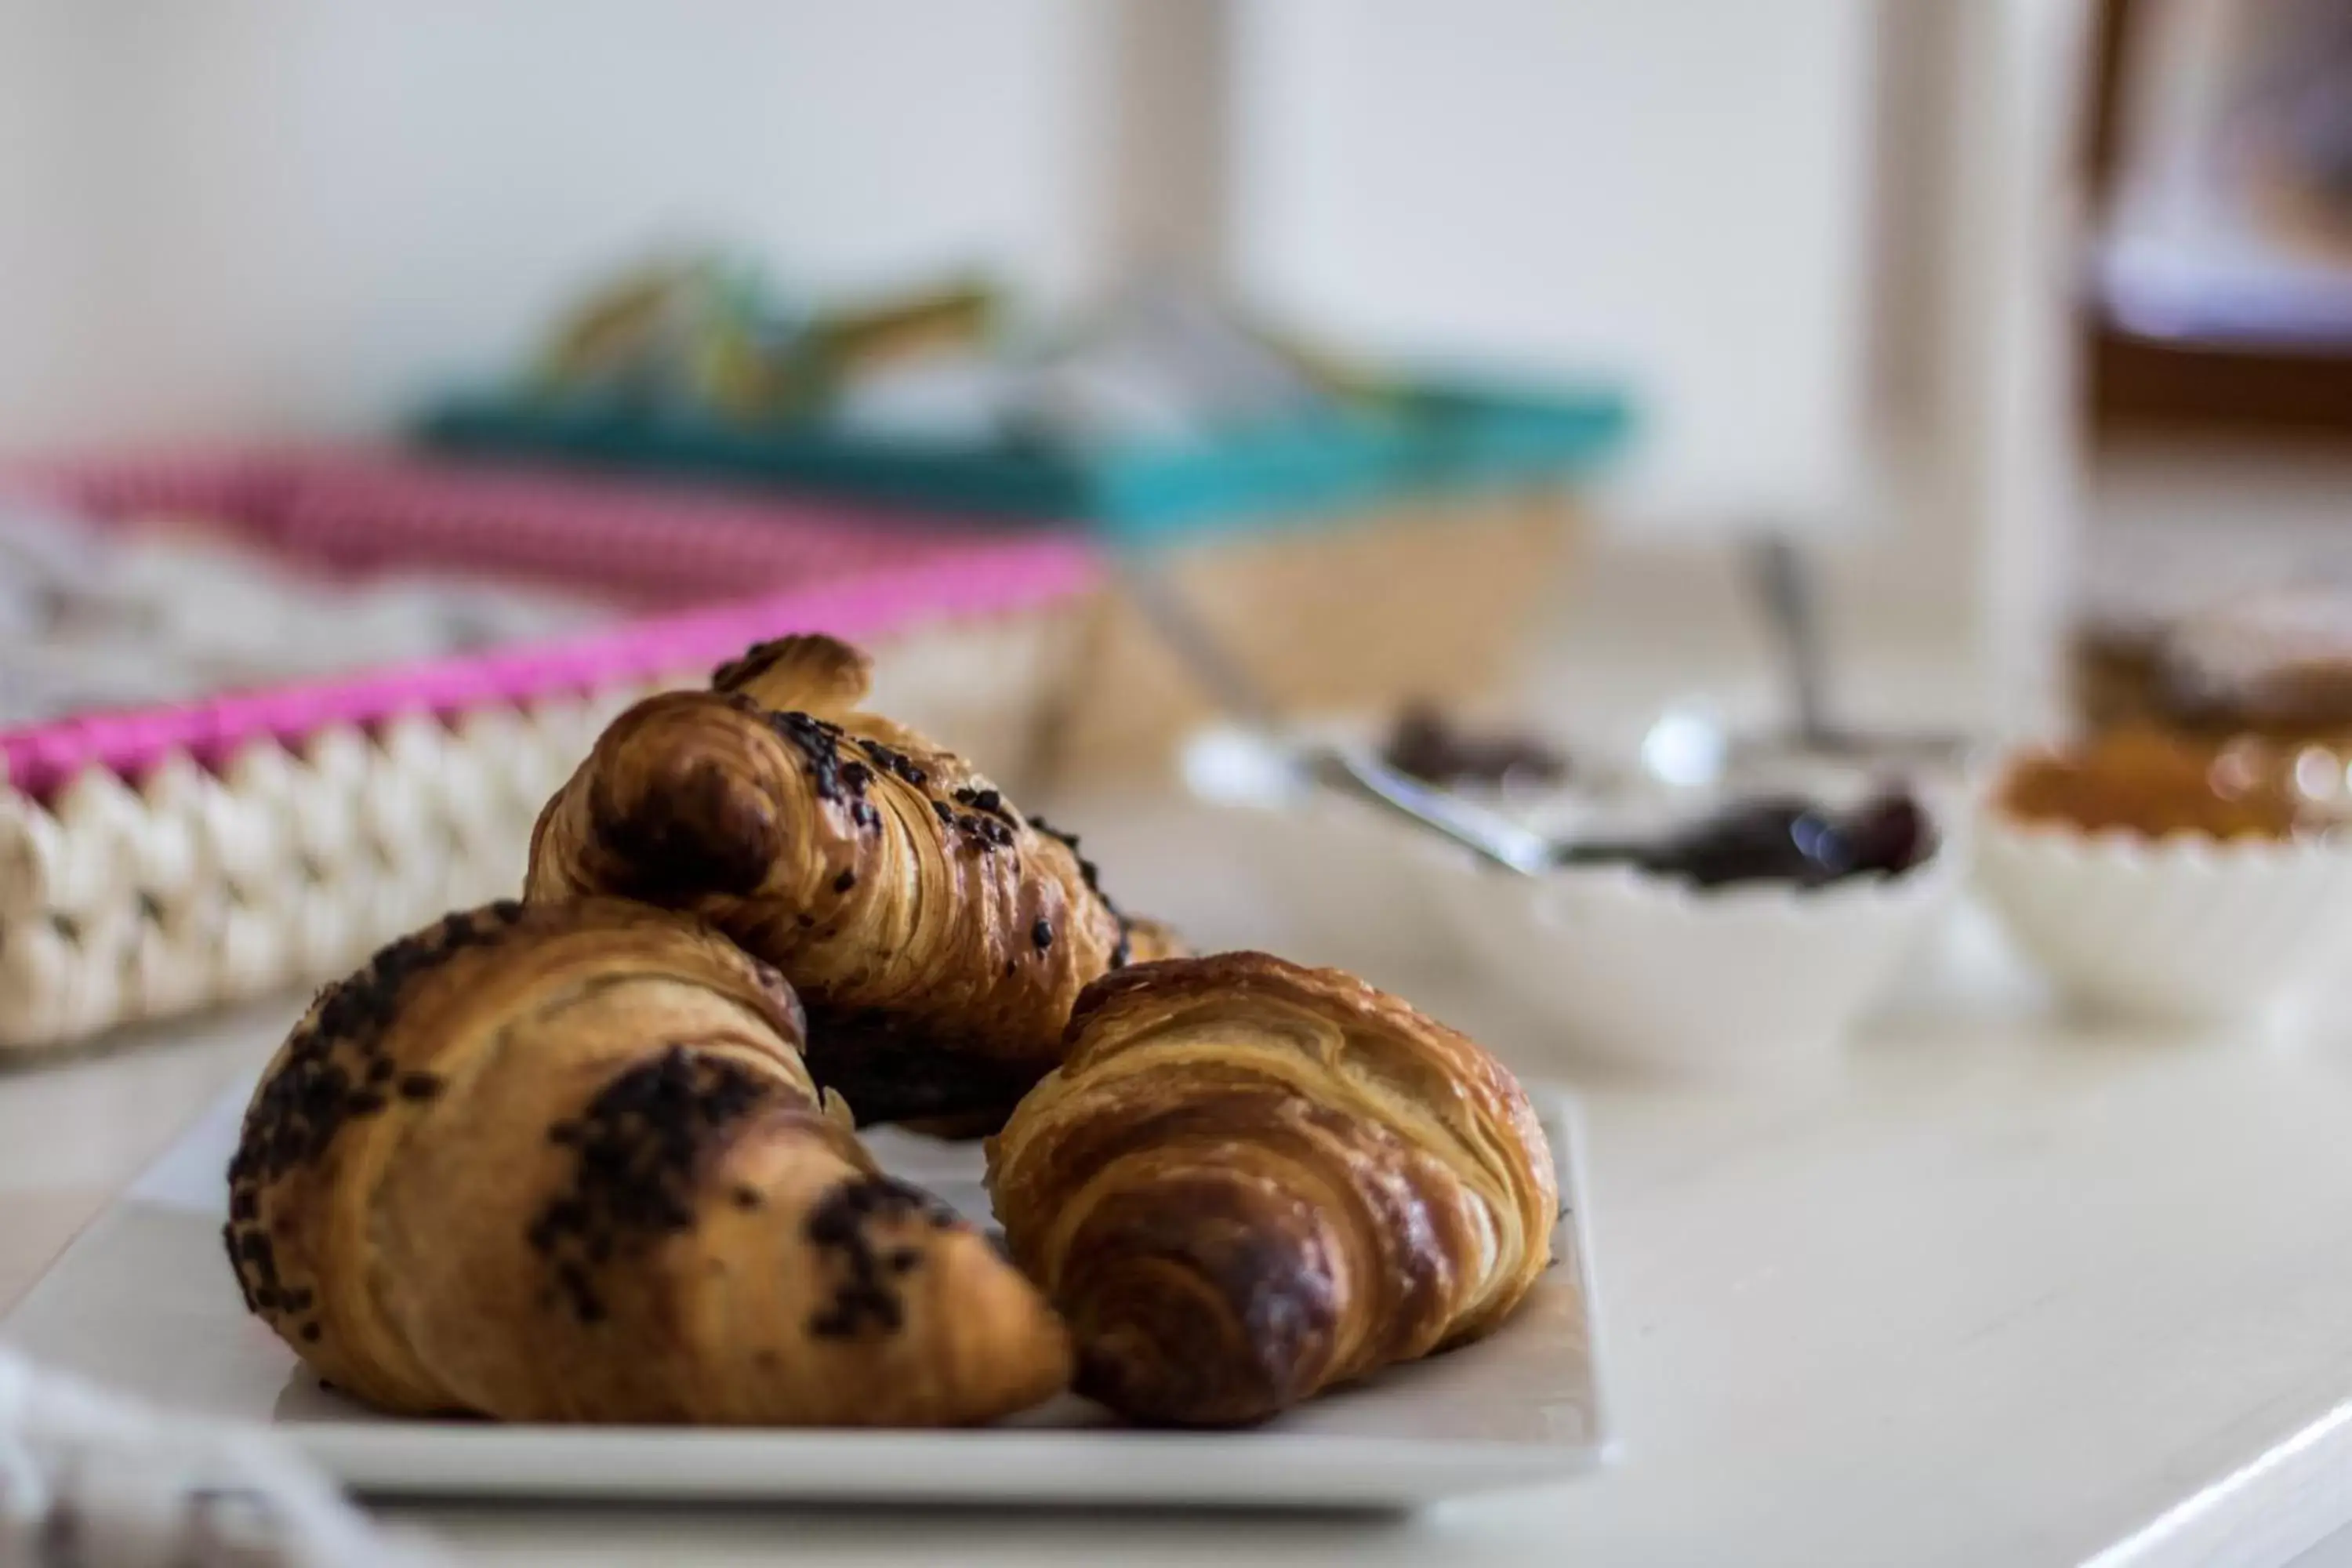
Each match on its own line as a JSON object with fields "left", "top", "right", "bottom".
{"left": 1232, "top": 0, "right": 1881, "bottom": 529}
{"left": 0, "top": 0, "right": 1094, "bottom": 452}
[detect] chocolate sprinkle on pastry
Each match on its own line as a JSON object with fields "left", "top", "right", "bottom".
{"left": 804, "top": 1174, "right": 961, "bottom": 1340}
{"left": 224, "top": 901, "right": 533, "bottom": 1289}
{"left": 1026, "top": 815, "right": 1078, "bottom": 851}
{"left": 762, "top": 710, "right": 855, "bottom": 804}
{"left": 952, "top": 786, "right": 1015, "bottom": 825}
{"left": 1030, "top": 815, "right": 1135, "bottom": 970}
{"left": 858, "top": 736, "right": 930, "bottom": 787}
{"left": 528, "top": 1046, "right": 772, "bottom": 1323}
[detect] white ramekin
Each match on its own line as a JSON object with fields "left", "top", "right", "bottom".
{"left": 1973, "top": 809, "right": 2352, "bottom": 1026}
{"left": 1425, "top": 836, "right": 1964, "bottom": 1079}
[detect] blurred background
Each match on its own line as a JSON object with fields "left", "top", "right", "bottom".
{"left": 0, "top": 0, "right": 2350, "bottom": 1047}
{"left": 0, "top": 0, "right": 1877, "bottom": 514}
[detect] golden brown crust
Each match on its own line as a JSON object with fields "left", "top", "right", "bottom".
{"left": 226, "top": 898, "right": 1069, "bottom": 1426}
{"left": 711, "top": 633, "right": 877, "bottom": 717}
{"left": 985, "top": 953, "right": 1555, "bottom": 1426}
{"left": 524, "top": 634, "right": 1177, "bottom": 1127}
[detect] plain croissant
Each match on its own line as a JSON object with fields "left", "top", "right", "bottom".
{"left": 524, "top": 633, "right": 1178, "bottom": 1129}
{"left": 224, "top": 898, "right": 1069, "bottom": 1425}
{"left": 986, "top": 952, "right": 1556, "bottom": 1426}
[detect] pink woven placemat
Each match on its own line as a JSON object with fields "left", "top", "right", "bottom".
{"left": 0, "top": 448, "right": 1098, "bottom": 797}
{"left": 12, "top": 447, "right": 1037, "bottom": 607}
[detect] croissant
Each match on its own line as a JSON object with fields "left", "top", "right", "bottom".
{"left": 985, "top": 953, "right": 1555, "bottom": 1426}
{"left": 524, "top": 633, "right": 1178, "bottom": 1128}
{"left": 223, "top": 898, "right": 1069, "bottom": 1425}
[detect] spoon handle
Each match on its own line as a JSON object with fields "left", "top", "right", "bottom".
{"left": 1307, "top": 746, "right": 1554, "bottom": 877}
{"left": 1111, "top": 553, "right": 1286, "bottom": 731}
{"left": 1747, "top": 532, "right": 1835, "bottom": 750}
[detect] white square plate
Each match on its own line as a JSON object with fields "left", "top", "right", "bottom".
{"left": 1, "top": 1083, "right": 1608, "bottom": 1511}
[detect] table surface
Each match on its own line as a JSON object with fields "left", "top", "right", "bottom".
{"left": 12, "top": 616, "right": 2352, "bottom": 1566}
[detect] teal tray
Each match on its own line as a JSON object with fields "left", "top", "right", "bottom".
{"left": 413, "top": 376, "right": 1632, "bottom": 544}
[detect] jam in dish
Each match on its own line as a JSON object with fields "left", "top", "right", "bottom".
{"left": 1552, "top": 792, "right": 1934, "bottom": 889}
{"left": 1381, "top": 704, "right": 1570, "bottom": 790}
{"left": 1998, "top": 728, "right": 2315, "bottom": 840}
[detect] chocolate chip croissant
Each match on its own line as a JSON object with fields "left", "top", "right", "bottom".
{"left": 524, "top": 633, "right": 1178, "bottom": 1128}
{"left": 224, "top": 898, "right": 1069, "bottom": 1425}
{"left": 985, "top": 953, "right": 1556, "bottom": 1426}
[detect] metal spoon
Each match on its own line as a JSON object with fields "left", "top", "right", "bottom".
{"left": 1749, "top": 532, "right": 1835, "bottom": 751}
{"left": 1304, "top": 743, "right": 1556, "bottom": 876}
{"left": 1725, "top": 534, "right": 1974, "bottom": 779}
{"left": 1119, "top": 554, "right": 1555, "bottom": 875}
